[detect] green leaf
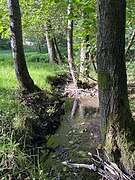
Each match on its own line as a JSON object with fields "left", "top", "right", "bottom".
{"left": 0, "top": 10, "right": 2, "bottom": 19}
{"left": 63, "top": 166, "right": 67, "bottom": 172}
{"left": 84, "top": 7, "right": 95, "bottom": 13}
{"left": 0, "top": 25, "right": 3, "bottom": 33}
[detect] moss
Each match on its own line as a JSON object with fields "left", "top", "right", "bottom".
{"left": 98, "top": 72, "right": 110, "bottom": 90}
{"left": 105, "top": 136, "right": 112, "bottom": 150}
{"left": 101, "top": 125, "right": 107, "bottom": 139}
{"left": 105, "top": 128, "right": 135, "bottom": 170}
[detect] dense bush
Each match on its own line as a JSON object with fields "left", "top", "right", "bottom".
{"left": 26, "top": 53, "right": 49, "bottom": 63}
{"left": 0, "top": 38, "right": 11, "bottom": 50}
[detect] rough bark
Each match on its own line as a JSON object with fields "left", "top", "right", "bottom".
{"left": 7, "top": 0, "right": 40, "bottom": 94}
{"left": 97, "top": 0, "right": 135, "bottom": 171}
{"left": 67, "top": 4, "right": 77, "bottom": 87}
{"left": 45, "top": 22, "right": 57, "bottom": 64}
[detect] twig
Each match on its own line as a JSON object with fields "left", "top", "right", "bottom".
{"left": 62, "top": 161, "right": 96, "bottom": 171}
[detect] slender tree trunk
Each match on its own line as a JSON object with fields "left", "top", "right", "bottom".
{"left": 80, "top": 12, "right": 89, "bottom": 78}
{"left": 53, "top": 37, "right": 63, "bottom": 63}
{"left": 67, "top": 4, "right": 77, "bottom": 87}
{"left": 45, "top": 22, "right": 57, "bottom": 64}
{"left": 97, "top": 0, "right": 135, "bottom": 171}
{"left": 7, "top": 0, "right": 40, "bottom": 94}
{"left": 125, "top": 30, "right": 135, "bottom": 56}
{"left": 80, "top": 34, "right": 90, "bottom": 78}
{"left": 89, "top": 53, "right": 97, "bottom": 73}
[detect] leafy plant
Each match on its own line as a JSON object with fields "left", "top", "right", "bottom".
{"left": 0, "top": 132, "right": 33, "bottom": 179}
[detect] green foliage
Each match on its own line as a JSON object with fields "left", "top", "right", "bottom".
{"left": 127, "top": 60, "right": 135, "bottom": 116}
{"left": 0, "top": 89, "right": 35, "bottom": 178}
{"left": 26, "top": 53, "right": 49, "bottom": 62}
{"left": 0, "top": 51, "right": 68, "bottom": 179}
{"left": 0, "top": 38, "right": 11, "bottom": 50}
{"left": 0, "top": 133, "right": 33, "bottom": 179}
{"left": 28, "top": 62, "right": 67, "bottom": 90}
{"left": 0, "top": 54, "right": 13, "bottom": 63}
{"left": 0, "top": 60, "right": 17, "bottom": 90}
{"left": 0, "top": 50, "right": 67, "bottom": 92}
{"left": 0, "top": 0, "right": 9, "bottom": 37}
{"left": 126, "top": 0, "right": 135, "bottom": 46}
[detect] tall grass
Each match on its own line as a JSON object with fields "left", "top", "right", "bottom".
{"left": 0, "top": 50, "right": 67, "bottom": 179}
{"left": 0, "top": 50, "right": 67, "bottom": 91}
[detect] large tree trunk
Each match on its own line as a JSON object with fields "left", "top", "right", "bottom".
{"left": 97, "top": 0, "right": 135, "bottom": 171}
{"left": 67, "top": 4, "right": 77, "bottom": 87}
{"left": 7, "top": 0, "right": 40, "bottom": 94}
{"left": 45, "top": 22, "right": 57, "bottom": 64}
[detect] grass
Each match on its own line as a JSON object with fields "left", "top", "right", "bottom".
{"left": 28, "top": 62, "right": 67, "bottom": 90}
{"left": 0, "top": 49, "right": 67, "bottom": 179}
{"left": 0, "top": 50, "right": 67, "bottom": 91}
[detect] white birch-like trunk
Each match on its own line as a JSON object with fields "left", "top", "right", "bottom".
{"left": 45, "top": 22, "right": 56, "bottom": 64}
{"left": 67, "top": 4, "right": 77, "bottom": 87}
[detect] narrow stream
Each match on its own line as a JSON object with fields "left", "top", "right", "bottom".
{"left": 42, "top": 96, "right": 102, "bottom": 180}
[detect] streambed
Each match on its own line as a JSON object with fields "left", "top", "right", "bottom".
{"left": 42, "top": 95, "right": 102, "bottom": 180}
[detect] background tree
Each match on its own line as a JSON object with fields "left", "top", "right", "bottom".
{"left": 21, "top": 0, "right": 67, "bottom": 63}
{"left": 126, "top": 0, "right": 135, "bottom": 47}
{"left": 45, "top": 21, "right": 57, "bottom": 64}
{"left": 7, "top": 0, "right": 40, "bottom": 93}
{"left": 97, "top": 0, "right": 135, "bottom": 171}
{"left": 67, "top": 2, "right": 77, "bottom": 86}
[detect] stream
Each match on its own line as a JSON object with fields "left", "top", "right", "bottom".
{"left": 41, "top": 95, "right": 102, "bottom": 180}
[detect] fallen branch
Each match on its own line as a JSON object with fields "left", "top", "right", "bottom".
{"left": 62, "top": 150, "right": 135, "bottom": 180}
{"left": 62, "top": 161, "right": 96, "bottom": 171}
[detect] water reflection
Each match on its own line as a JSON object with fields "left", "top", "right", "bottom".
{"left": 43, "top": 97, "right": 101, "bottom": 180}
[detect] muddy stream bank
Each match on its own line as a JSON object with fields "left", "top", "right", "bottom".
{"left": 41, "top": 94, "right": 102, "bottom": 180}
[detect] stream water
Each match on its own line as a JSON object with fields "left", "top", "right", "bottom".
{"left": 42, "top": 96, "right": 102, "bottom": 180}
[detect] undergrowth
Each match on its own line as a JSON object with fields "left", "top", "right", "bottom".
{"left": 0, "top": 50, "right": 67, "bottom": 179}
{"left": 127, "top": 60, "right": 135, "bottom": 117}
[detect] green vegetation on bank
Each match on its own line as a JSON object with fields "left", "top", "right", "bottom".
{"left": 0, "top": 50, "right": 67, "bottom": 179}
{"left": 0, "top": 50, "right": 67, "bottom": 90}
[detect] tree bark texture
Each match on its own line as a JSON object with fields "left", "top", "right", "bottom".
{"left": 7, "top": 0, "right": 40, "bottom": 93}
{"left": 97, "top": 0, "right": 135, "bottom": 170}
{"left": 45, "top": 22, "right": 57, "bottom": 64}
